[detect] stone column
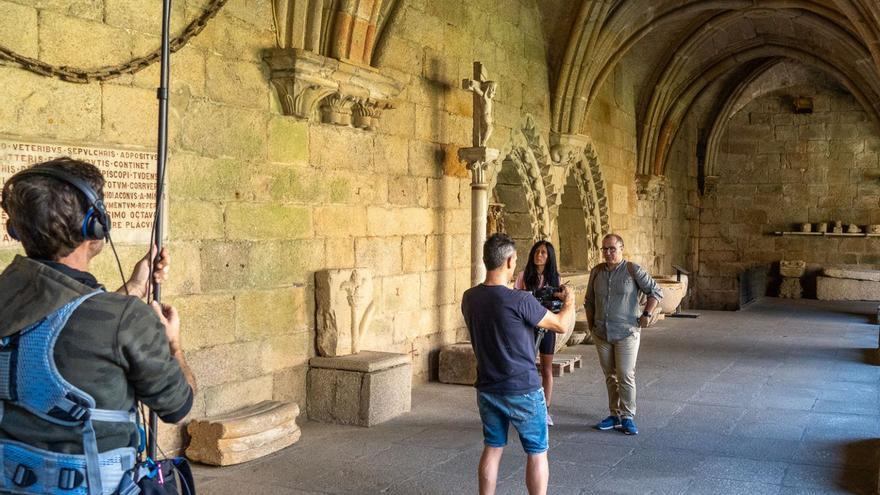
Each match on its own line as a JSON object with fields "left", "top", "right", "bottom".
{"left": 459, "top": 147, "right": 499, "bottom": 286}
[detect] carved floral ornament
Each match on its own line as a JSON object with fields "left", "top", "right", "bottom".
{"left": 264, "top": 0, "right": 403, "bottom": 130}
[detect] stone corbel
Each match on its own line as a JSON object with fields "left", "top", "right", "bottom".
{"left": 549, "top": 132, "right": 590, "bottom": 167}
{"left": 263, "top": 48, "right": 403, "bottom": 130}
{"left": 635, "top": 174, "right": 666, "bottom": 200}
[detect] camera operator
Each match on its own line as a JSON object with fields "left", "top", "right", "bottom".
{"left": 0, "top": 157, "right": 195, "bottom": 494}
{"left": 462, "top": 234, "right": 575, "bottom": 495}
{"left": 513, "top": 240, "right": 564, "bottom": 427}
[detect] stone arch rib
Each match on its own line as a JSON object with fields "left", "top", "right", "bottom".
{"left": 637, "top": 25, "right": 880, "bottom": 176}
{"left": 700, "top": 58, "right": 782, "bottom": 191}
{"left": 550, "top": 0, "right": 879, "bottom": 140}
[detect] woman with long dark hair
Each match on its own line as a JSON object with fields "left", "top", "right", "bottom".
{"left": 514, "top": 240, "right": 561, "bottom": 426}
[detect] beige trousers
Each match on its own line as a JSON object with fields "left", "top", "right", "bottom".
{"left": 593, "top": 332, "right": 640, "bottom": 419}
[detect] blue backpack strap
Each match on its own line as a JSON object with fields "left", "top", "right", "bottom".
{"left": 0, "top": 291, "right": 139, "bottom": 495}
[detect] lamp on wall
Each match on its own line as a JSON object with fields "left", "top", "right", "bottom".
{"left": 793, "top": 96, "right": 813, "bottom": 114}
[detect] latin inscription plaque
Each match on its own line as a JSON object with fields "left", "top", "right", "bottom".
{"left": 0, "top": 138, "right": 161, "bottom": 246}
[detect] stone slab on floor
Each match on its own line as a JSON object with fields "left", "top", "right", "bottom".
{"left": 187, "top": 401, "right": 301, "bottom": 466}
{"left": 438, "top": 342, "right": 477, "bottom": 385}
{"left": 307, "top": 351, "right": 411, "bottom": 427}
{"left": 817, "top": 276, "right": 880, "bottom": 301}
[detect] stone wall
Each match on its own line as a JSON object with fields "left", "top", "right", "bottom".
{"left": 583, "top": 65, "right": 644, "bottom": 264}
{"left": 696, "top": 84, "right": 880, "bottom": 309}
{"left": 0, "top": 0, "right": 553, "bottom": 448}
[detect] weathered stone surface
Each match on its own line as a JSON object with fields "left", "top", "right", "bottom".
{"left": 187, "top": 401, "right": 301, "bottom": 466}
{"left": 817, "top": 276, "right": 880, "bottom": 301}
{"left": 824, "top": 266, "right": 880, "bottom": 282}
{"left": 438, "top": 343, "right": 477, "bottom": 385}
{"left": 310, "top": 351, "right": 408, "bottom": 373}
{"left": 307, "top": 355, "right": 411, "bottom": 427}
{"left": 316, "top": 269, "right": 375, "bottom": 356}
{"left": 780, "top": 260, "right": 807, "bottom": 278}
{"left": 779, "top": 277, "right": 803, "bottom": 299}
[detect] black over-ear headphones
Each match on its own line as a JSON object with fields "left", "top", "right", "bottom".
{"left": 6, "top": 166, "right": 112, "bottom": 241}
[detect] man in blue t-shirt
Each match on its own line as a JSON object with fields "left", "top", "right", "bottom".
{"left": 461, "top": 233, "right": 575, "bottom": 495}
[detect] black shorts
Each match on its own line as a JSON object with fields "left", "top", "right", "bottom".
{"left": 535, "top": 328, "right": 556, "bottom": 355}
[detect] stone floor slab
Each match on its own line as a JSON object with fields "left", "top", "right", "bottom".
{"left": 191, "top": 298, "right": 880, "bottom": 494}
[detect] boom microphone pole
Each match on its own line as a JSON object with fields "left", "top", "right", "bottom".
{"left": 148, "top": 0, "right": 173, "bottom": 460}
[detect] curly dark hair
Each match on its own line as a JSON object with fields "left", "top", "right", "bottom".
{"left": 523, "top": 240, "right": 560, "bottom": 290}
{"left": 2, "top": 157, "right": 105, "bottom": 260}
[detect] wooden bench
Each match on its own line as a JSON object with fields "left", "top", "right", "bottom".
{"left": 538, "top": 354, "right": 582, "bottom": 377}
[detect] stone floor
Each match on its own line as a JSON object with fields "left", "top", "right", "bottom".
{"left": 192, "top": 298, "right": 880, "bottom": 494}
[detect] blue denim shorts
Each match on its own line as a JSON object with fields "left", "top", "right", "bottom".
{"left": 477, "top": 389, "right": 548, "bottom": 454}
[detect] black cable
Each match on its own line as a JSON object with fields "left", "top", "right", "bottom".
{"left": 108, "top": 234, "right": 129, "bottom": 296}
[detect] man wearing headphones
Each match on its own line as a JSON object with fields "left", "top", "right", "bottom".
{"left": 0, "top": 157, "right": 194, "bottom": 494}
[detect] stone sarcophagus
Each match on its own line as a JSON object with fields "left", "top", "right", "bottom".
{"left": 316, "top": 268, "right": 375, "bottom": 357}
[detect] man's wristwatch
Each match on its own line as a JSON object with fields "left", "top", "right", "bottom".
{"left": 641, "top": 310, "right": 653, "bottom": 318}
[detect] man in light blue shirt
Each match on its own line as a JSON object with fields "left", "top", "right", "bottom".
{"left": 584, "top": 233, "right": 662, "bottom": 435}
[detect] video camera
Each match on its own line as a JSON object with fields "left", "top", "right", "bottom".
{"left": 532, "top": 286, "right": 563, "bottom": 313}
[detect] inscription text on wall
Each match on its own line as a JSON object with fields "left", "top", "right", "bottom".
{"left": 0, "top": 138, "right": 160, "bottom": 246}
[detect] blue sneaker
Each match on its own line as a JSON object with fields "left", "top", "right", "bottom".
{"left": 621, "top": 417, "right": 638, "bottom": 435}
{"left": 595, "top": 415, "right": 621, "bottom": 430}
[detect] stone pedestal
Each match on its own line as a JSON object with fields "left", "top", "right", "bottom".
{"left": 307, "top": 351, "right": 411, "bottom": 426}
{"left": 439, "top": 343, "right": 477, "bottom": 385}
{"left": 186, "top": 401, "right": 301, "bottom": 466}
{"left": 779, "top": 278, "right": 803, "bottom": 299}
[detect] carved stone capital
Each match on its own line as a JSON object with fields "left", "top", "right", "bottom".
{"left": 352, "top": 99, "right": 393, "bottom": 131}
{"left": 458, "top": 146, "right": 500, "bottom": 186}
{"left": 263, "top": 48, "right": 403, "bottom": 129}
{"left": 635, "top": 174, "right": 666, "bottom": 200}
{"left": 321, "top": 93, "right": 357, "bottom": 126}
{"left": 549, "top": 132, "right": 590, "bottom": 167}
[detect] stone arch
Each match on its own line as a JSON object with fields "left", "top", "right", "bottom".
{"left": 488, "top": 117, "right": 610, "bottom": 267}
{"left": 637, "top": 41, "right": 880, "bottom": 177}
{"left": 700, "top": 58, "right": 783, "bottom": 193}
{"left": 489, "top": 117, "right": 553, "bottom": 261}
{"left": 557, "top": 149, "right": 608, "bottom": 272}
{"left": 272, "top": 0, "right": 399, "bottom": 65}
{"left": 551, "top": 0, "right": 880, "bottom": 137}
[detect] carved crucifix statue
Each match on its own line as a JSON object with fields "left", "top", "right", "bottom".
{"left": 462, "top": 62, "right": 497, "bottom": 147}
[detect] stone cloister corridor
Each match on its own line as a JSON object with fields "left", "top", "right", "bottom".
{"left": 193, "top": 299, "right": 880, "bottom": 494}
{"left": 1, "top": 0, "right": 880, "bottom": 493}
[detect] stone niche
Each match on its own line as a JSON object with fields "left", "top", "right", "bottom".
{"left": 308, "top": 351, "right": 411, "bottom": 427}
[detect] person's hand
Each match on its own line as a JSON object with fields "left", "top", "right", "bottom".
{"left": 119, "top": 246, "right": 170, "bottom": 298}
{"left": 555, "top": 284, "right": 575, "bottom": 305}
{"left": 638, "top": 315, "right": 650, "bottom": 328}
{"left": 151, "top": 301, "right": 181, "bottom": 353}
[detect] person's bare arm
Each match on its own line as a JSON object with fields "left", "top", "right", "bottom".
{"left": 536, "top": 285, "right": 575, "bottom": 333}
